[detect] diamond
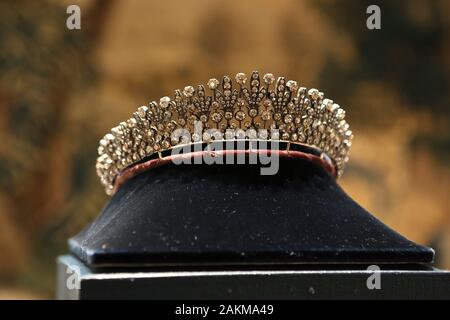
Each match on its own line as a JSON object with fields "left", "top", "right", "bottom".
{"left": 261, "top": 111, "right": 271, "bottom": 121}
{"left": 207, "top": 78, "right": 219, "bottom": 90}
{"left": 235, "top": 72, "right": 247, "bottom": 85}
{"left": 137, "top": 106, "right": 148, "bottom": 118}
{"left": 263, "top": 73, "right": 275, "bottom": 85}
{"left": 286, "top": 80, "right": 298, "bottom": 93}
{"left": 308, "top": 88, "right": 320, "bottom": 101}
{"left": 159, "top": 96, "right": 171, "bottom": 108}
{"left": 211, "top": 112, "right": 222, "bottom": 122}
{"left": 183, "top": 86, "right": 195, "bottom": 97}
{"left": 235, "top": 111, "right": 246, "bottom": 121}
{"left": 249, "top": 109, "right": 258, "bottom": 117}
{"left": 336, "top": 108, "right": 345, "bottom": 120}
{"left": 284, "top": 114, "right": 293, "bottom": 124}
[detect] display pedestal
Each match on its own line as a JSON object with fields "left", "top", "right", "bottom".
{"left": 57, "top": 255, "right": 450, "bottom": 299}
{"left": 57, "top": 158, "right": 449, "bottom": 299}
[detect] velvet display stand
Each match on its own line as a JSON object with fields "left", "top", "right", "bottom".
{"left": 57, "top": 157, "right": 450, "bottom": 299}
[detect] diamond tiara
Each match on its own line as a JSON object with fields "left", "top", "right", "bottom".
{"left": 96, "top": 71, "right": 353, "bottom": 195}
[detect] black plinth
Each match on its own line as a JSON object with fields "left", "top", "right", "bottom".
{"left": 57, "top": 255, "right": 450, "bottom": 300}
{"left": 69, "top": 157, "right": 433, "bottom": 267}
{"left": 59, "top": 156, "right": 448, "bottom": 300}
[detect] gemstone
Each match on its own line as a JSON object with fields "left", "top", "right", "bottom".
{"left": 286, "top": 80, "right": 298, "bottom": 92}
{"left": 236, "top": 111, "right": 246, "bottom": 121}
{"left": 211, "top": 112, "right": 222, "bottom": 122}
{"left": 137, "top": 106, "right": 148, "bottom": 118}
{"left": 159, "top": 96, "right": 171, "bottom": 108}
{"left": 263, "top": 73, "right": 275, "bottom": 85}
{"left": 207, "top": 78, "right": 219, "bottom": 90}
{"left": 284, "top": 114, "right": 293, "bottom": 124}
{"left": 235, "top": 72, "right": 247, "bottom": 85}
{"left": 224, "top": 111, "right": 233, "bottom": 120}
{"left": 249, "top": 109, "right": 258, "bottom": 117}
{"left": 183, "top": 86, "right": 195, "bottom": 97}
{"left": 336, "top": 108, "right": 345, "bottom": 120}
{"left": 308, "top": 88, "right": 320, "bottom": 100}
{"left": 261, "top": 111, "right": 271, "bottom": 121}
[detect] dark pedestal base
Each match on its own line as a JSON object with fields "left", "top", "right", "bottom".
{"left": 57, "top": 255, "right": 450, "bottom": 300}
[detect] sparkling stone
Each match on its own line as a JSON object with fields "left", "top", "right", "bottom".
{"left": 263, "top": 73, "right": 275, "bottom": 85}
{"left": 249, "top": 109, "right": 258, "bottom": 117}
{"left": 298, "top": 132, "right": 306, "bottom": 142}
{"left": 211, "top": 112, "right": 222, "bottom": 122}
{"left": 235, "top": 72, "right": 247, "bottom": 85}
{"left": 336, "top": 108, "right": 345, "bottom": 120}
{"left": 274, "top": 113, "right": 282, "bottom": 121}
{"left": 224, "top": 111, "right": 233, "bottom": 120}
{"left": 105, "top": 133, "right": 115, "bottom": 141}
{"left": 200, "top": 114, "right": 208, "bottom": 123}
{"left": 137, "top": 106, "right": 148, "bottom": 118}
{"left": 159, "top": 96, "right": 171, "bottom": 108}
{"left": 308, "top": 88, "right": 320, "bottom": 100}
{"left": 207, "top": 78, "right": 219, "bottom": 90}
{"left": 286, "top": 80, "right": 298, "bottom": 92}
{"left": 162, "top": 140, "right": 170, "bottom": 148}
{"left": 236, "top": 111, "right": 246, "bottom": 121}
{"left": 261, "top": 111, "right": 271, "bottom": 121}
{"left": 284, "top": 114, "right": 293, "bottom": 124}
{"left": 183, "top": 86, "right": 195, "bottom": 97}
{"left": 127, "top": 118, "right": 137, "bottom": 127}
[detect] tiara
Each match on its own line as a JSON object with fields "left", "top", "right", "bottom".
{"left": 96, "top": 71, "right": 353, "bottom": 195}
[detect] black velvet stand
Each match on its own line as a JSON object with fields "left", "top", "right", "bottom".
{"left": 57, "top": 157, "right": 450, "bottom": 299}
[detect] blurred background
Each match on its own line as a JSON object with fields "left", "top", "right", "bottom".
{"left": 0, "top": 0, "right": 449, "bottom": 299}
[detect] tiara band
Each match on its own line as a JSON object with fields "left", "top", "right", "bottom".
{"left": 96, "top": 71, "right": 353, "bottom": 195}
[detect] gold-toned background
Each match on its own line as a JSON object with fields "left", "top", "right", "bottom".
{"left": 0, "top": 0, "right": 449, "bottom": 299}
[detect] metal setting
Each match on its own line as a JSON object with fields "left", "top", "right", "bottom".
{"left": 96, "top": 71, "right": 353, "bottom": 195}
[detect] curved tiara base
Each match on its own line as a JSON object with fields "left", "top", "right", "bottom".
{"left": 96, "top": 71, "right": 353, "bottom": 195}
{"left": 112, "top": 143, "right": 337, "bottom": 195}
